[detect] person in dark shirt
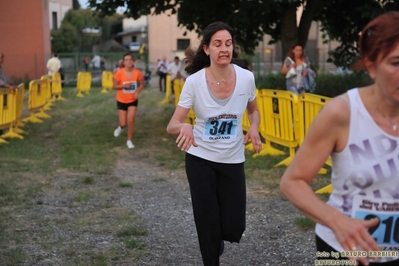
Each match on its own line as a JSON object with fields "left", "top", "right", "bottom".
{"left": 231, "top": 45, "right": 252, "bottom": 71}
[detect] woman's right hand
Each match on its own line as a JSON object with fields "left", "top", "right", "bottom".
{"left": 332, "top": 215, "right": 380, "bottom": 265}
{"left": 176, "top": 123, "right": 198, "bottom": 151}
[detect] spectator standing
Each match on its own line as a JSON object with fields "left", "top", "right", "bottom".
{"left": 83, "top": 56, "right": 89, "bottom": 71}
{"left": 167, "top": 56, "right": 183, "bottom": 94}
{"left": 113, "top": 53, "right": 145, "bottom": 149}
{"left": 46, "top": 53, "right": 61, "bottom": 76}
{"left": 280, "top": 11, "right": 399, "bottom": 266}
{"left": 156, "top": 56, "right": 168, "bottom": 92}
{"left": 280, "top": 44, "right": 314, "bottom": 95}
{"left": 92, "top": 54, "right": 101, "bottom": 76}
{"left": 166, "top": 21, "right": 261, "bottom": 265}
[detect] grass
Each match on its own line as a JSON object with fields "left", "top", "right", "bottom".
{"left": 0, "top": 83, "right": 332, "bottom": 264}
{"left": 295, "top": 216, "right": 316, "bottom": 230}
{"left": 117, "top": 227, "right": 148, "bottom": 237}
{"left": 118, "top": 182, "right": 133, "bottom": 187}
{"left": 82, "top": 176, "right": 95, "bottom": 184}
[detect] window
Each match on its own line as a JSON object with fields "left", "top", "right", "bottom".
{"left": 52, "top": 12, "right": 58, "bottom": 30}
{"left": 177, "top": 39, "right": 190, "bottom": 51}
{"left": 131, "top": 36, "right": 137, "bottom": 42}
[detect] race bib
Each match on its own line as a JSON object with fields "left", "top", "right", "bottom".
{"left": 202, "top": 114, "right": 238, "bottom": 142}
{"left": 123, "top": 81, "right": 137, "bottom": 93}
{"left": 352, "top": 195, "right": 399, "bottom": 257}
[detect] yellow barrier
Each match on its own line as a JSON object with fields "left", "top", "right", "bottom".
{"left": 316, "top": 184, "right": 333, "bottom": 194}
{"left": 298, "top": 93, "right": 331, "bottom": 144}
{"left": 172, "top": 79, "right": 184, "bottom": 107}
{"left": 76, "top": 72, "right": 92, "bottom": 97}
{"left": 0, "top": 88, "right": 16, "bottom": 143}
{"left": 13, "top": 83, "right": 27, "bottom": 135}
{"left": 23, "top": 79, "right": 51, "bottom": 123}
{"left": 51, "top": 72, "right": 67, "bottom": 101}
{"left": 298, "top": 93, "right": 332, "bottom": 174}
{"left": 159, "top": 75, "right": 172, "bottom": 105}
{"left": 41, "top": 75, "right": 54, "bottom": 111}
{"left": 101, "top": 71, "right": 113, "bottom": 93}
{"left": 0, "top": 84, "right": 25, "bottom": 140}
{"left": 253, "top": 89, "right": 299, "bottom": 167}
{"left": 171, "top": 79, "right": 196, "bottom": 125}
{"left": 244, "top": 90, "right": 260, "bottom": 152}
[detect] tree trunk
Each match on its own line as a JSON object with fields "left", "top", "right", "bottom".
{"left": 280, "top": 5, "right": 298, "bottom": 60}
{"left": 298, "top": 0, "right": 323, "bottom": 49}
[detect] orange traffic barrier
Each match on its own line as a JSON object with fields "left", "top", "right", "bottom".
{"left": 76, "top": 72, "right": 92, "bottom": 97}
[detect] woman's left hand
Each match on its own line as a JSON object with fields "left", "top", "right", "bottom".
{"left": 244, "top": 126, "right": 262, "bottom": 154}
{"left": 133, "top": 91, "right": 139, "bottom": 101}
{"left": 303, "top": 70, "right": 308, "bottom": 77}
{"left": 176, "top": 124, "right": 198, "bottom": 152}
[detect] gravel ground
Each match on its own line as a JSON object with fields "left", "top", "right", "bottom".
{"left": 6, "top": 146, "right": 316, "bottom": 266}
{"left": 115, "top": 149, "right": 316, "bottom": 266}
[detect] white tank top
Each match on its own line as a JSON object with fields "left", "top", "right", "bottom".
{"left": 316, "top": 88, "right": 399, "bottom": 262}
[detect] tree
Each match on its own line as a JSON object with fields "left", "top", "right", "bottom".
{"left": 51, "top": 23, "right": 80, "bottom": 53}
{"left": 72, "top": 0, "right": 81, "bottom": 10}
{"left": 87, "top": 0, "right": 315, "bottom": 56}
{"left": 317, "top": 0, "right": 399, "bottom": 67}
{"left": 51, "top": 9, "right": 123, "bottom": 53}
{"left": 87, "top": 0, "right": 399, "bottom": 66}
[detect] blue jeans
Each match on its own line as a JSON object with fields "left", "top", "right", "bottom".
{"left": 287, "top": 85, "right": 305, "bottom": 95}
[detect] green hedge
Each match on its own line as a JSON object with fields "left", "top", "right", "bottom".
{"left": 256, "top": 71, "right": 373, "bottom": 98}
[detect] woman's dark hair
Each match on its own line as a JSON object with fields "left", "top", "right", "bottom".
{"left": 123, "top": 52, "right": 134, "bottom": 60}
{"left": 352, "top": 11, "right": 399, "bottom": 70}
{"left": 184, "top": 21, "right": 238, "bottom": 74}
{"left": 287, "top": 43, "right": 304, "bottom": 62}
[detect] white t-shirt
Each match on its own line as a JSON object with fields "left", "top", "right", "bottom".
{"left": 92, "top": 55, "right": 101, "bottom": 68}
{"left": 167, "top": 61, "right": 182, "bottom": 80}
{"left": 157, "top": 60, "right": 168, "bottom": 74}
{"left": 178, "top": 64, "right": 256, "bottom": 163}
{"left": 47, "top": 57, "right": 61, "bottom": 75}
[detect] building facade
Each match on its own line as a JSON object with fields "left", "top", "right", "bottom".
{"left": 0, "top": 0, "right": 71, "bottom": 81}
{"left": 49, "top": 0, "right": 72, "bottom": 30}
{"left": 123, "top": 11, "right": 339, "bottom": 72}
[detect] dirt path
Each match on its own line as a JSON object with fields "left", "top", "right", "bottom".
{"left": 2, "top": 143, "right": 315, "bottom": 266}
{"left": 115, "top": 147, "right": 316, "bottom": 266}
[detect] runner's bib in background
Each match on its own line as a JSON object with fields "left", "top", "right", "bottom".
{"left": 123, "top": 81, "right": 137, "bottom": 93}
